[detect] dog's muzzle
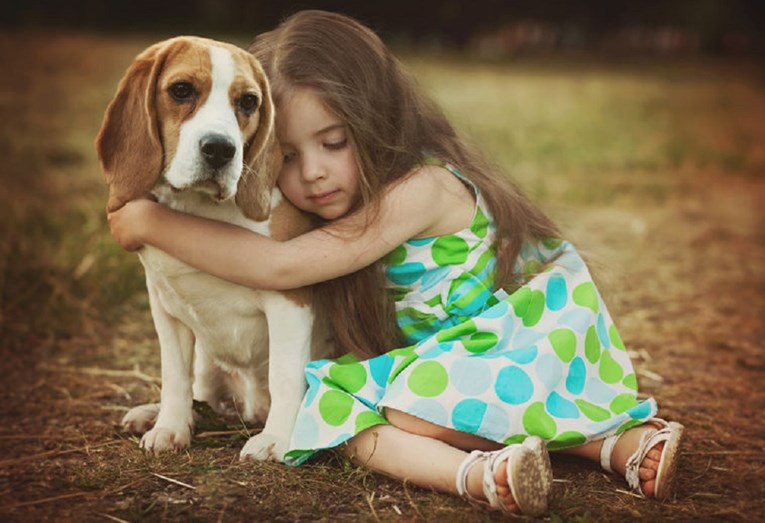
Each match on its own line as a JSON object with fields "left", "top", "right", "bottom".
{"left": 200, "top": 133, "right": 236, "bottom": 169}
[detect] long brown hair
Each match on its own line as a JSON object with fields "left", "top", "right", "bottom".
{"left": 249, "top": 10, "right": 559, "bottom": 359}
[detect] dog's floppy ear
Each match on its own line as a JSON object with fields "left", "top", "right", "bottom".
{"left": 236, "top": 57, "right": 281, "bottom": 222}
{"left": 95, "top": 40, "right": 172, "bottom": 212}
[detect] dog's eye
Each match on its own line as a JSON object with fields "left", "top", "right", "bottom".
{"left": 238, "top": 93, "right": 260, "bottom": 114}
{"left": 169, "top": 82, "right": 195, "bottom": 102}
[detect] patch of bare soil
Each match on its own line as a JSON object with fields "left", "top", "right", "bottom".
{"left": 1, "top": 32, "right": 764, "bottom": 521}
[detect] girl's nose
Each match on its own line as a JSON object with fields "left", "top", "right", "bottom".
{"left": 301, "top": 155, "right": 327, "bottom": 182}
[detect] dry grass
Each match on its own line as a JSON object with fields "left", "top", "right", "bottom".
{"left": 1, "top": 30, "right": 764, "bottom": 521}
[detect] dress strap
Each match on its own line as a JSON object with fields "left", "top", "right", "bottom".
{"left": 421, "top": 156, "right": 478, "bottom": 194}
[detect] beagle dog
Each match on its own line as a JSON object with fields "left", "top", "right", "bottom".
{"left": 96, "top": 36, "right": 333, "bottom": 461}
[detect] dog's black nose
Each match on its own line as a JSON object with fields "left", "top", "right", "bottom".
{"left": 200, "top": 134, "right": 236, "bottom": 169}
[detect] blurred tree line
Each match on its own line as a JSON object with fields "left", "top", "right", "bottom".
{"left": 3, "top": 0, "right": 763, "bottom": 55}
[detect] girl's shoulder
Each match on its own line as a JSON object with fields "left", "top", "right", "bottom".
{"left": 397, "top": 162, "right": 477, "bottom": 239}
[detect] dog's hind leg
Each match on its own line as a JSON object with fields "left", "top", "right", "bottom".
{"left": 192, "top": 343, "right": 228, "bottom": 415}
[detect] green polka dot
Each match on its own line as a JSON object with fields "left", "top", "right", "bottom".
{"left": 329, "top": 362, "right": 367, "bottom": 393}
{"left": 548, "top": 430, "right": 587, "bottom": 450}
{"left": 542, "top": 237, "right": 563, "bottom": 250}
{"left": 388, "top": 346, "right": 415, "bottom": 358}
{"left": 507, "top": 287, "right": 531, "bottom": 318}
{"left": 407, "top": 361, "right": 448, "bottom": 397}
{"left": 522, "top": 401, "right": 557, "bottom": 439}
{"left": 622, "top": 373, "right": 638, "bottom": 390}
{"left": 599, "top": 350, "right": 624, "bottom": 384}
{"left": 335, "top": 353, "right": 359, "bottom": 365}
{"left": 318, "top": 390, "right": 354, "bottom": 426}
{"left": 384, "top": 244, "right": 407, "bottom": 265}
{"left": 573, "top": 282, "right": 599, "bottom": 313}
{"left": 523, "top": 259, "right": 542, "bottom": 276}
{"left": 389, "top": 287, "right": 409, "bottom": 302}
{"left": 432, "top": 235, "right": 469, "bottom": 266}
{"left": 615, "top": 418, "right": 644, "bottom": 434}
{"left": 550, "top": 328, "right": 577, "bottom": 363}
{"left": 436, "top": 319, "right": 477, "bottom": 342}
{"left": 470, "top": 206, "right": 489, "bottom": 238}
{"left": 463, "top": 331, "right": 499, "bottom": 353}
{"left": 502, "top": 434, "right": 527, "bottom": 446}
{"left": 354, "top": 411, "right": 387, "bottom": 433}
{"left": 575, "top": 399, "right": 611, "bottom": 422}
{"left": 610, "top": 393, "right": 638, "bottom": 414}
{"left": 522, "top": 290, "right": 546, "bottom": 327}
{"left": 609, "top": 324, "right": 626, "bottom": 350}
{"left": 584, "top": 326, "right": 601, "bottom": 364}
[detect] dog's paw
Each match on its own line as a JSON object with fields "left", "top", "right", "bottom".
{"left": 239, "top": 433, "right": 288, "bottom": 462}
{"left": 121, "top": 403, "right": 161, "bottom": 434}
{"left": 140, "top": 423, "right": 192, "bottom": 455}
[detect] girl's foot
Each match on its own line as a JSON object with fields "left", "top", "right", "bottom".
{"left": 600, "top": 418, "right": 684, "bottom": 500}
{"left": 456, "top": 436, "right": 552, "bottom": 515}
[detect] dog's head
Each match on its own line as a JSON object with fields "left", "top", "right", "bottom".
{"left": 96, "top": 36, "right": 279, "bottom": 220}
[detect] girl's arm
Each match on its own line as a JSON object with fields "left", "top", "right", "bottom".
{"left": 108, "top": 165, "right": 468, "bottom": 290}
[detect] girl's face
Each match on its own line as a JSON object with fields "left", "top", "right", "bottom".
{"left": 276, "top": 87, "right": 361, "bottom": 220}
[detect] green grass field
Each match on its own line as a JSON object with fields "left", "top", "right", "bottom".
{"left": 1, "top": 31, "right": 764, "bottom": 521}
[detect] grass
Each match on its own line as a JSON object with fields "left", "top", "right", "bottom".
{"left": 1, "top": 30, "right": 764, "bottom": 521}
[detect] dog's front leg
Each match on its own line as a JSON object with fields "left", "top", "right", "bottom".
{"left": 140, "top": 282, "right": 196, "bottom": 455}
{"left": 240, "top": 294, "right": 313, "bottom": 462}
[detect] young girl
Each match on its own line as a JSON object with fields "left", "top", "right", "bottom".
{"left": 108, "top": 10, "right": 683, "bottom": 516}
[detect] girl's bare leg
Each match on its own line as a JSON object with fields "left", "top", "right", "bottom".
{"left": 342, "top": 408, "right": 520, "bottom": 511}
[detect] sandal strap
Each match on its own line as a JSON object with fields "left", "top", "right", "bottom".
{"left": 455, "top": 449, "right": 488, "bottom": 503}
{"left": 599, "top": 431, "right": 623, "bottom": 473}
{"left": 624, "top": 418, "right": 670, "bottom": 495}
{"left": 482, "top": 446, "right": 519, "bottom": 509}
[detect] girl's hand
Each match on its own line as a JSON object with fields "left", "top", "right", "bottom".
{"left": 107, "top": 198, "right": 158, "bottom": 251}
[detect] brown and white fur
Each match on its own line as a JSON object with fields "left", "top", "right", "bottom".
{"left": 96, "top": 36, "right": 333, "bottom": 461}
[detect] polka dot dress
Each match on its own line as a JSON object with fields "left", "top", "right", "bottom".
{"left": 284, "top": 162, "right": 656, "bottom": 465}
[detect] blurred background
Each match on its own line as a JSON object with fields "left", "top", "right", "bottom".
{"left": 4, "top": 0, "right": 765, "bottom": 56}
{"left": 1, "top": 1, "right": 764, "bottom": 520}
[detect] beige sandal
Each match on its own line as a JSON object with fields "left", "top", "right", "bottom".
{"left": 600, "top": 418, "right": 684, "bottom": 500}
{"left": 455, "top": 436, "right": 552, "bottom": 516}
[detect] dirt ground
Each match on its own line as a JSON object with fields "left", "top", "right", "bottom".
{"left": 0, "top": 32, "right": 764, "bottom": 521}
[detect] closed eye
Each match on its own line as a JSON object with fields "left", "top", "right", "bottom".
{"left": 324, "top": 139, "right": 347, "bottom": 151}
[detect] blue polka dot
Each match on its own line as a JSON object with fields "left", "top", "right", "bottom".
{"left": 368, "top": 355, "right": 393, "bottom": 388}
{"left": 386, "top": 262, "right": 426, "bottom": 285}
{"left": 304, "top": 373, "right": 321, "bottom": 407}
{"left": 566, "top": 356, "right": 586, "bottom": 395}
{"left": 505, "top": 345, "right": 538, "bottom": 364}
{"left": 584, "top": 377, "right": 617, "bottom": 404}
{"left": 479, "top": 403, "right": 511, "bottom": 440}
{"left": 420, "top": 345, "right": 447, "bottom": 359}
{"left": 513, "top": 328, "right": 545, "bottom": 348}
{"left": 381, "top": 372, "right": 406, "bottom": 402}
{"left": 546, "top": 391, "right": 580, "bottom": 419}
{"left": 306, "top": 358, "right": 330, "bottom": 370}
{"left": 452, "top": 399, "right": 487, "bottom": 433}
{"left": 558, "top": 249, "right": 585, "bottom": 271}
{"left": 291, "top": 412, "right": 319, "bottom": 449}
{"left": 451, "top": 358, "right": 492, "bottom": 395}
{"left": 326, "top": 433, "right": 353, "bottom": 448}
{"left": 479, "top": 300, "right": 510, "bottom": 319}
{"left": 421, "top": 266, "right": 452, "bottom": 291}
{"left": 556, "top": 309, "right": 593, "bottom": 333}
{"left": 626, "top": 400, "right": 654, "bottom": 420}
{"left": 545, "top": 274, "right": 568, "bottom": 311}
{"left": 536, "top": 353, "right": 563, "bottom": 390}
{"left": 495, "top": 366, "right": 534, "bottom": 405}
{"left": 407, "top": 237, "right": 435, "bottom": 247}
{"left": 596, "top": 314, "right": 611, "bottom": 348}
{"left": 409, "top": 399, "right": 449, "bottom": 427}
